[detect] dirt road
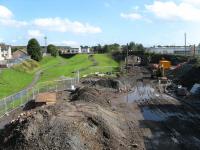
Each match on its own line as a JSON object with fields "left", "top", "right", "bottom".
{"left": 0, "top": 66, "right": 200, "bottom": 150}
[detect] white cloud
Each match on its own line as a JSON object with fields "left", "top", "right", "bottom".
{"left": 183, "top": 0, "right": 200, "bottom": 6}
{"left": 146, "top": 1, "right": 200, "bottom": 22}
{"left": 28, "top": 30, "right": 44, "bottom": 38}
{"left": 0, "top": 5, "right": 102, "bottom": 34}
{"left": 0, "top": 19, "right": 28, "bottom": 27}
{"left": 33, "top": 17, "right": 102, "bottom": 34}
{"left": 52, "top": 40, "right": 79, "bottom": 47}
{"left": 61, "top": 40, "right": 79, "bottom": 47}
{"left": 0, "top": 5, "right": 13, "bottom": 19}
{"left": 120, "top": 12, "right": 142, "bottom": 20}
{"left": 0, "top": 5, "right": 27, "bottom": 27}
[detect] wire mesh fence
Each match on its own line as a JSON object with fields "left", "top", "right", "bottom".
{"left": 0, "top": 77, "right": 78, "bottom": 118}
{"left": 0, "top": 66, "right": 119, "bottom": 119}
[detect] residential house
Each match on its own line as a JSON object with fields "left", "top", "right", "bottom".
{"left": 0, "top": 46, "right": 12, "bottom": 61}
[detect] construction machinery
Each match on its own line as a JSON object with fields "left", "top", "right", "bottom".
{"left": 159, "top": 60, "right": 171, "bottom": 70}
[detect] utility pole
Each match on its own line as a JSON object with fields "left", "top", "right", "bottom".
{"left": 126, "top": 43, "right": 128, "bottom": 73}
{"left": 44, "top": 36, "right": 47, "bottom": 55}
{"left": 184, "top": 33, "right": 187, "bottom": 56}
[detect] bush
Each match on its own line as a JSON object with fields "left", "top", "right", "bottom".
{"left": 47, "top": 44, "right": 59, "bottom": 57}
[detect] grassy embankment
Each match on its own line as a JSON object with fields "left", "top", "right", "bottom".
{"left": 0, "top": 54, "right": 119, "bottom": 99}
{"left": 0, "top": 57, "right": 62, "bottom": 99}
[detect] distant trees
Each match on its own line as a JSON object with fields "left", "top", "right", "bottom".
{"left": 27, "top": 38, "right": 42, "bottom": 61}
{"left": 91, "top": 42, "right": 145, "bottom": 54}
{"left": 47, "top": 44, "right": 58, "bottom": 57}
{"left": 92, "top": 43, "right": 121, "bottom": 54}
{"left": 122, "top": 42, "right": 145, "bottom": 53}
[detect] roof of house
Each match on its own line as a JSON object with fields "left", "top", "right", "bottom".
{"left": 12, "top": 49, "right": 28, "bottom": 59}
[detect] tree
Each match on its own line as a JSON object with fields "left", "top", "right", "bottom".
{"left": 47, "top": 44, "right": 58, "bottom": 57}
{"left": 27, "top": 38, "right": 42, "bottom": 61}
{"left": 128, "top": 42, "right": 135, "bottom": 51}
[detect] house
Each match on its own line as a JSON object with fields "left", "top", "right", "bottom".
{"left": 12, "top": 49, "right": 28, "bottom": 59}
{"left": 59, "top": 46, "right": 90, "bottom": 54}
{"left": 70, "top": 48, "right": 81, "bottom": 53}
{"left": 81, "top": 46, "right": 90, "bottom": 53}
{"left": 0, "top": 46, "right": 12, "bottom": 61}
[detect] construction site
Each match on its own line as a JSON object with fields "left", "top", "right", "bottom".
{"left": 0, "top": 53, "right": 200, "bottom": 150}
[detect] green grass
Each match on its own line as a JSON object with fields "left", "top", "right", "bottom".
{"left": 13, "top": 59, "right": 40, "bottom": 74}
{"left": 0, "top": 56, "right": 63, "bottom": 99}
{"left": 39, "top": 54, "right": 93, "bottom": 82}
{"left": 80, "top": 54, "right": 119, "bottom": 75}
{"left": 39, "top": 56, "right": 64, "bottom": 69}
{"left": 93, "top": 54, "right": 119, "bottom": 67}
{"left": 0, "top": 54, "right": 119, "bottom": 99}
{"left": 0, "top": 69, "right": 34, "bottom": 98}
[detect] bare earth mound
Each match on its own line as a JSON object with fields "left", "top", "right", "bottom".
{"left": 0, "top": 88, "right": 128, "bottom": 150}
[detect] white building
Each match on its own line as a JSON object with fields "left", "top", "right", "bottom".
{"left": 0, "top": 46, "right": 12, "bottom": 61}
{"left": 147, "top": 46, "right": 193, "bottom": 54}
{"left": 81, "top": 47, "right": 90, "bottom": 53}
{"left": 59, "top": 46, "right": 90, "bottom": 54}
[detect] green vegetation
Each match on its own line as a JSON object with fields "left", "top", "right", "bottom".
{"left": 0, "top": 54, "right": 119, "bottom": 99}
{"left": 13, "top": 59, "right": 40, "bottom": 74}
{"left": 39, "top": 56, "right": 63, "bottom": 69}
{"left": 47, "top": 44, "right": 59, "bottom": 57}
{"left": 0, "top": 69, "right": 34, "bottom": 98}
{"left": 0, "top": 57, "right": 62, "bottom": 99}
{"left": 27, "top": 38, "right": 42, "bottom": 61}
{"left": 93, "top": 54, "right": 118, "bottom": 67}
{"left": 39, "top": 54, "right": 93, "bottom": 82}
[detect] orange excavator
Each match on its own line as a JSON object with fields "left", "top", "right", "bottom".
{"left": 150, "top": 59, "right": 171, "bottom": 78}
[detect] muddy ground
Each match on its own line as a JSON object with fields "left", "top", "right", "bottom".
{"left": 0, "top": 66, "right": 200, "bottom": 150}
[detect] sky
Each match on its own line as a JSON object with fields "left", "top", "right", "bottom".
{"left": 0, "top": 0, "right": 200, "bottom": 47}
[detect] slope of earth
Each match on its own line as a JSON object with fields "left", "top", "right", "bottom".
{"left": 167, "top": 58, "right": 200, "bottom": 89}
{"left": 0, "top": 56, "right": 63, "bottom": 99}
{"left": 1, "top": 65, "right": 200, "bottom": 150}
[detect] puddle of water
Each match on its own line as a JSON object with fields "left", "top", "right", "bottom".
{"left": 142, "top": 107, "right": 164, "bottom": 121}
{"left": 141, "top": 107, "right": 187, "bottom": 121}
{"left": 125, "top": 82, "right": 159, "bottom": 103}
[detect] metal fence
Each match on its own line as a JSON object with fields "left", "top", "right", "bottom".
{"left": 0, "top": 78, "right": 78, "bottom": 118}
{"left": 0, "top": 66, "right": 119, "bottom": 119}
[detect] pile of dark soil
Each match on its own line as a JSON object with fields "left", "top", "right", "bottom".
{"left": 179, "top": 66, "right": 200, "bottom": 88}
{"left": 168, "top": 62, "right": 200, "bottom": 89}
{"left": 71, "top": 87, "right": 111, "bottom": 107}
{"left": 82, "top": 78, "right": 122, "bottom": 89}
{"left": 0, "top": 88, "right": 126, "bottom": 150}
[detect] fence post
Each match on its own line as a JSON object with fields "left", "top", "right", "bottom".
{"left": 77, "top": 70, "right": 80, "bottom": 83}
{"left": 26, "top": 89, "right": 29, "bottom": 103}
{"left": 32, "top": 88, "right": 35, "bottom": 99}
{"left": 12, "top": 96, "right": 14, "bottom": 109}
{"left": 4, "top": 98, "right": 8, "bottom": 115}
{"left": 20, "top": 92, "right": 23, "bottom": 106}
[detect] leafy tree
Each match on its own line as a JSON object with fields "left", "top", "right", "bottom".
{"left": 47, "top": 44, "right": 58, "bottom": 57}
{"left": 27, "top": 38, "right": 42, "bottom": 61}
{"left": 128, "top": 42, "right": 135, "bottom": 51}
{"left": 102, "top": 45, "right": 109, "bottom": 53}
{"left": 136, "top": 44, "right": 145, "bottom": 51}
